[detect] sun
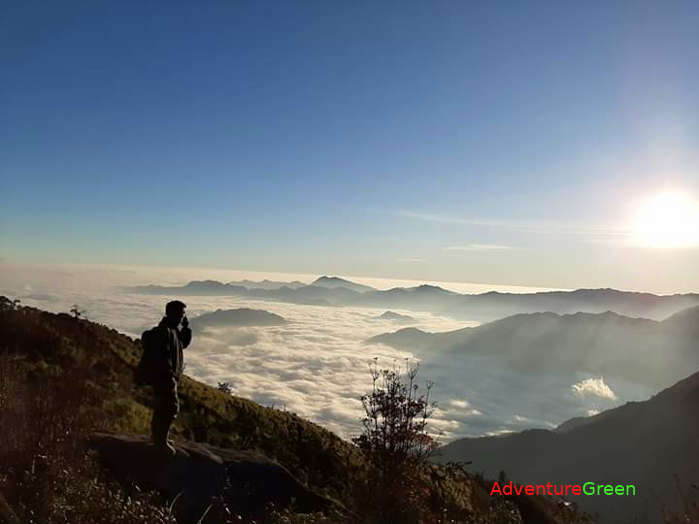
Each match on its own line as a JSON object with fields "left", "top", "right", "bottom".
{"left": 631, "top": 191, "right": 699, "bottom": 248}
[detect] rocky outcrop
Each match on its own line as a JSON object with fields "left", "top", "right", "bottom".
{"left": 88, "top": 433, "right": 339, "bottom": 523}
{"left": 0, "top": 492, "right": 21, "bottom": 524}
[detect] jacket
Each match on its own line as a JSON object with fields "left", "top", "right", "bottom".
{"left": 153, "top": 316, "right": 192, "bottom": 380}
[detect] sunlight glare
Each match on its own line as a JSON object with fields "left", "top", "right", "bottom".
{"left": 632, "top": 191, "right": 699, "bottom": 248}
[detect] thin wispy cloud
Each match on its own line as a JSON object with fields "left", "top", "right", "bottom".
{"left": 397, "top": 211, "right": 474, "bottom": 225}
{"left": 396, "top": 210, "right": 631, "bottom": 240}
{"left": 395, "top": 257, "right": 425, "bottom": 263}
{"left": 443, "top": 244, "right": 514, "bottom": 251}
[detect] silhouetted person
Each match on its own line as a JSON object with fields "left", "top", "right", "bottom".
{"left": 148, "top": 300, "right": 192, "bottom": 456}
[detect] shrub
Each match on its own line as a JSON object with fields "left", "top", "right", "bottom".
{"left": 218, "top": 381, "right": 234, "bottom": 394}
{"left": 69, "top": 305, "right": 85, "bottom": 319}
{"left": 353, "top": 359, "right": 438, "bottom": 474}
{"left": 351, "top": 359, "right": 439, "bottom": 523}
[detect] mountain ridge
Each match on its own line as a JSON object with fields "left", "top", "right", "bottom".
{"left": 310, "top": 276, "right": 375, "bottom": 293}
{"left": 122, "top": 279, "right": 699, "bottom": 322}
{"left": 368, "top": 305, "right": 699, "bottom": 389}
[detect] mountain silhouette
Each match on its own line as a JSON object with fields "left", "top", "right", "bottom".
{"left": 226, "top": 279, "right": 307, "bottom": 290}
{"left": 376, "top": 310, "right": 416, "bottom": 323}
{"left": 124, "top": 280, "right": 699, "bottom": 322}
{"left": 191, "top": 308, "right": 286, "bottom": 331}
{"left": 310, "top": 276, "right": 376, "bottom": 293}
{"left": 369, "top": 306, "right": 699, "bottom": 389}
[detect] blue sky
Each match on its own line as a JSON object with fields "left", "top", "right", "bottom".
{"left": 2, "top": 1, "right": 698, "bottom": 292}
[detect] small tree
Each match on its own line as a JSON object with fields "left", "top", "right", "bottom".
{"left": 353, "top": 359, "right": 438, "bottom": 472}
{"left": 0, "top": 297, "right": 13, "bottom": 312}
{"left": 0, "top": 297, "right": 20, "bottom": 312}
{"left": 352, "top": 359, "right": 439, "bottom": 523}
{"left": 70, "top": 305, "right": 85, "bottom": 319}
{"left": 217, "top": 382, "right": 234, "bottom": 395}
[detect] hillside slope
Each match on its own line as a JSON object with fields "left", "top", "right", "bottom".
{"left": 0, "top": 301, "right": 360, "bottom": 501}
{"left": 434, "top": 370, "right": 699, "bottom": 523}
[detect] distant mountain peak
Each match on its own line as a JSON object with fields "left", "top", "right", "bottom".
{"left": 311, "top": 276, "right": 375, "bottom": 293}
{"left": 187, "top": 279, "right": 225, "bottom": 285}
{"left": 412, "top": 284, "right": 452, "bottom": 294}
{"left": 225, "top": 279, "right": 307, "bottom": 290}
{"left": 394, "top": 326, "right": 427, "bottom": 335}
{"left": 313, "top": 276, "right": 351, "bottom": 284}
{"left": 377, "top": 311, "right": 415, "bottom": 323}
{"left": 192, "top": 308, "right": 286, "bottom": 331}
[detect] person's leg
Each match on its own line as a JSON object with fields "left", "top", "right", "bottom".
{"left": 151, "top": 376, "right": 178, "bottom": 455}
{"left": 150, "top": 405, "right": 173, "bottom": 445}
{"left": 163, "top": 376, "right": 180, "bottom": 445}
{"left": 150, "top": 406, "right": 160, "bottom": 444}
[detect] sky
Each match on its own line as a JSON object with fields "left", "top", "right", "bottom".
{"left": 2, "top": 1, "right": 699, "bottom": 293}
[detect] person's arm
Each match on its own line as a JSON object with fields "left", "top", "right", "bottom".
{"left": 179, "top": 316, "right": 192, "bottom": 349}
{"left": 156, "top": 327, "right": 175, "bottom": 379}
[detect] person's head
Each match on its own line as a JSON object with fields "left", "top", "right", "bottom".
{"left": 165, "top": 300, "right": 187, "bottom": 325}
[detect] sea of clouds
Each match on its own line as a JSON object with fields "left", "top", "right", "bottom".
{"left": 0, "top": 261, "right": 655, "bottom": 444}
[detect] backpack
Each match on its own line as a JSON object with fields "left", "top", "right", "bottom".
{"left": 135, "top": 328, "right": 160, "bottom": 385}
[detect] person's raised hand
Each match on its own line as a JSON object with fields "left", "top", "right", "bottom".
{"left": 181, "top": 315, "right": 189, "bottom": 328}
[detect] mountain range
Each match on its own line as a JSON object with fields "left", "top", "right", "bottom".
{"left": 122, "top": 277, "right": 699, "bottom": 322}
{"left": 368, "top": 305, "right": 699, "bottom": 390}
{"left": 225, "top": 279, "right": 307, "bottom": 290}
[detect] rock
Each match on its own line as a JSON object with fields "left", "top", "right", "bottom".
{"left": 0, "top": 491, "right": 21, "bottom": 524}
{"left": 88, "top": 432, "right": 338, "bottom": 523}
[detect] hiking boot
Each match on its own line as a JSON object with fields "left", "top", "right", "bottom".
{"left": 158, "top": 441, "right": 177, "bottom": 457}
{"left": 151, "top": 418, "right": 177, "bottom": 456}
